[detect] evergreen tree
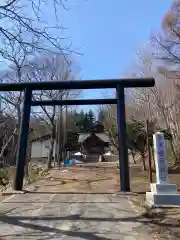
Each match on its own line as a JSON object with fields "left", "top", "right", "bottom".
{"left": 98, "top": 109, "right": 106, "bottom": 124}
{"left": 88, "top": 109, "right": 95, "bottom": 123}
{"left": 86, "top": 109, "right": 96, "bottom": 131}
{"left": 73, "top": 110, "right": 85, "bottom": 132}
{"left": 68, "top": 109, "right": 97, "bottom": 133}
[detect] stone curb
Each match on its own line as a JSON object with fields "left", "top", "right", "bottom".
{"left": 2, "top": 190, "right": 25, "bottom": 196}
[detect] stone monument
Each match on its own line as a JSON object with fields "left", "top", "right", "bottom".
{"left": 146, "top": 132, "right": 180, "bottom": 206}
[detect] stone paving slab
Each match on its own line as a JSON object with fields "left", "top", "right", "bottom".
{"left": 0, "top": 192, "right": 152, "bottom": 239}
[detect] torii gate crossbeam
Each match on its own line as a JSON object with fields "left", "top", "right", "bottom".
{"left": 0, "top": 78, "right": 155, "bottom": 192}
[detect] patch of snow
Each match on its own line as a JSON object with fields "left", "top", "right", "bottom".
{"left": 74, "top": 160, "right": 84, "bottom": 164}
{"left": 104, "top": 151, "right": 113, "bottom": 156}
{"left": 74, "top": 152, "right": 82, "bottom": 156}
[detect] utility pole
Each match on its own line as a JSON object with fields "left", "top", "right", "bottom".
{"left": 146, "top": 119, "right": 153, "bottom": 183}
{"left": 64, "top": 92, "right": 69, "bottom": 160}
{"left": 58, "top": 92, "right": 63, "bottom": 168}
{"left": 0, "top": 93, "right": 2, "bottom": 116}
{"left": 54, "top": 114, "right": 59, "bottom": 167}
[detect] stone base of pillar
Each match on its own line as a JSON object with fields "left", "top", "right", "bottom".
{"left": 146, "top": 183, "right": 180, "bottom": 207}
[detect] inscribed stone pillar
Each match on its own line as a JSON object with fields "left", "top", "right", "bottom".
{"left": 153, "top": 132, "right": 168, "bottom": 184}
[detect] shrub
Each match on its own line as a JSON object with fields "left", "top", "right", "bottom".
{"left": 0, "top": 168, "right": 9, "bottom": 187}
{"left": 26, "top": 163, "right": 49, "bottom": 185}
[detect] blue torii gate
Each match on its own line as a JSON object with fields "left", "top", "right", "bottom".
{"left": 0, "top": 78, "right": 155, "bottom": 191}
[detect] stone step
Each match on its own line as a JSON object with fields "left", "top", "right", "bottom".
{"left": 150, "top": 183, "right": 177, "bottom": 194}
{"left": 146, "top": 192, "right": 180, "bottom": 207}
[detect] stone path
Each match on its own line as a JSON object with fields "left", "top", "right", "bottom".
{"left": 0, "top": 165, "right": 152, "bottom": 239}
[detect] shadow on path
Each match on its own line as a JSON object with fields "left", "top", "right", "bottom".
{"left": 0, "top": 214, "right": 133, "bottom": 240}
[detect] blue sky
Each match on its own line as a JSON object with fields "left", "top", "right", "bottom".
{"left": 55, "top": 0, "right": 173, "bottom": 115}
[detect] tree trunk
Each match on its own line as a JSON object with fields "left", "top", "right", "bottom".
{"left": 160, "top": 106, "right": 178, "bottom": 164}
{"left": 47, "top": 124, "right": 56, "bottom": 169}
{"left": 140, "top": 152, "right": 146, "bottom": 171}
{"left": 151, "top": 147, "right": 155, "bottom": 169}
{"left": 169, "top": 139, "right": 178, "bottom": 165}
{"left": 25, "top": 141, "right": 31, "bottom": 176}
{"left": 58, "top": 103, "right": 64, "bottom": 167}
{"left": 0, "top": 129, "right": 17, "bottom": 167}
{"left": 131, "top": 151, "right": 136, "bottom": 164}
{"left": 54, "top": 116, "right": 59, "bottom": 165}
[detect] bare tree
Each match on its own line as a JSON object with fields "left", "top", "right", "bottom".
{"left": 27, "top": 53, "right": 81, "bottom": 169}
{"left": 127, "top": 45, "right": 180, "bottom": 164}
{"left": 152, "top": 1, "right": 180, "bottom": 68}
{"left": 0, "top": 42, "right": 28, "bottom": 167}
{"left": 0, "top": 47, "right": 80, "bottom": 170}
{"left": 0, "top": 0, "right": 79, "bottom": 62}
{"left": 99, "top": 104, "right": 119, "bottom": 152}
{"left": 0, "top": 110, "right": 18, "bottom": 167}
{"left": 0, "top": 0, "right": 85, "bottom": 171}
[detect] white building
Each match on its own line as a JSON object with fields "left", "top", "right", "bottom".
{"left": 31, "top": 134, "right": 55, "bottom": 163}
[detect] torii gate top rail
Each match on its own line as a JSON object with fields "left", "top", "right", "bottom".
{"left": 0, "top": 78, "right": 154, "bottom": 91}
{"left": 0, "top": 78, "right": 155, "bottom": 192}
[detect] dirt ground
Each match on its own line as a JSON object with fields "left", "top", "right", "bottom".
{"left": 25, "top": 162, "right": 121, "bottom": 194}
{"left": 1, "top": 162, "right": 180, "bottom": 239}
